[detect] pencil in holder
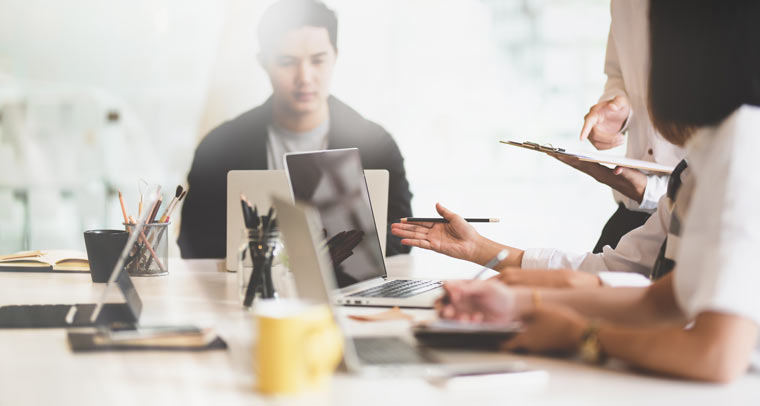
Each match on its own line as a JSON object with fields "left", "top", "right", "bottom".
{"left": 123, "top": 222, "right": 169, "bottom": 276}
{"left": 238, "top": 228, "right": 282, "bottom": 307}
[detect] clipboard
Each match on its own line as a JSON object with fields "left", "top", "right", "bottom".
{"left": 500, "top": 140, "right": 675, "bottom": 174}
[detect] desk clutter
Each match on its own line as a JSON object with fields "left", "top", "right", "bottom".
{"left": 117, "top": 184, "right": 185, "bottom": 276}
{"left": 0, "top": 250, "right": 89, "bottom": 273}
{"left": 0, "top": 182, "right": 225, "bottom": 354}
{"left": 0, "top": 161, "right": 535, "bottom": 398}
{"left": 238, "top": 194, "right": 281, "bottom": 307}
{"left": 0, "top": 182, "right": 185, "bottom": 280}
{"left": 348, "top": 306, "right": 416, "bottom": 322}
{"left": 68, "top": 326, "right": 227, "bottom": 352}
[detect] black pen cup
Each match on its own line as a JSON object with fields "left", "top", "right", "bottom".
{"left": 83, "top": 230, "right": 129, "bottom": 283}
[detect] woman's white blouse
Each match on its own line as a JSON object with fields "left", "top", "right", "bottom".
{"left": 673, "top": 106, "right": 760, "bottom": 368}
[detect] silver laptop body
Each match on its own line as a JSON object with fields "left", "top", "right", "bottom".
{"left": 284, "top": 149, "right": 442, "bottom": 308}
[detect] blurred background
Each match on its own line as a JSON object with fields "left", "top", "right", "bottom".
{"left": 0, "top": 0, "right": 617, "bottom": 260}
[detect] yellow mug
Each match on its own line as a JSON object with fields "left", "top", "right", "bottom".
{"left": 255, "top": 299, "right": 343, "bottom": 395}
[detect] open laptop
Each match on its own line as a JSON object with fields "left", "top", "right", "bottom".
{"left": 0, "top": 187, "right": 156, "bottom": 329}
{"left": 284, "top": 148, "right": 442, "bottom": 308}
{"left": 274, "top": 197, "right": 530, "bottom": 377}
{"left": 225, "top": 169, "right": 390, "bottom": 271}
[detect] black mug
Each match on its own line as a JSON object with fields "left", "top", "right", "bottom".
{"left": 83, "top": 230, "right": 129, "bottom": 283}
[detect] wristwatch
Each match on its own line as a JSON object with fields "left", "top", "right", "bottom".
{"left": 579, "top": 321, "right": 607, "bottom": 365}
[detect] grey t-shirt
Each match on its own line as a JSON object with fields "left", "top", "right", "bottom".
{"left": 266, "top": 120, "right": 329, "bottom": 170}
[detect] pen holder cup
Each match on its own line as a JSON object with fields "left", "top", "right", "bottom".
{"left": 238, "top": 228, "right": 282, "bottom": 308}
{"left": 123, "top": 222, "right": 170, "bottom": 277}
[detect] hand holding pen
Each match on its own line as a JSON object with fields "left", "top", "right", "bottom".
{"left": 391, "top": 203, "right": 487, "bottom": 263}
{"left": 435, "top": 279, "right": 518, "bottom": 324}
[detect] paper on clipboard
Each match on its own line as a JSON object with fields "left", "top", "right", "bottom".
{"left": 500, "top": 140, "right": 675, "bottom": 174}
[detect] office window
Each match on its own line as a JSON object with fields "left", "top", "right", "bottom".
{"left": 0, "top": 0, "right": 614, "bottom": 255}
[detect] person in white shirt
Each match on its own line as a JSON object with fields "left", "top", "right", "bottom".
{"left": 434, "top": 0, "right": 760, "bottom": 382}
{"left": 390, "top": 1, "right": 692, "bottom": 289}
{"left": 557, "top": 0, "right": 685, "bottom": 254}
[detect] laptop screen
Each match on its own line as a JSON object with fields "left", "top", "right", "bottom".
{"left": 285, "top": 149, "right": 387, "bottom": 288}
{"left": 89, "top": 186, "right": 156, "bottom": 324}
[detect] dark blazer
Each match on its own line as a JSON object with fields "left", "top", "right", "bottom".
{"left": 178, "top": 96, "right": 413, "bottom": 258}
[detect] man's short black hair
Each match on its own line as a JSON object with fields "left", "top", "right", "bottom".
{"left": 257, "top": 0, "right": 338, "bottom": 55}
{"left": 649, "top": 0, "right": 760, "bottom": 144}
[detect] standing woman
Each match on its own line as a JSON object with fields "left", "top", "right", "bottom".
{"left": 566, "top": 0, "right": 686, "bottom": 254}
{"left": 437, "top": 0, "right": 760, "bottom": 382}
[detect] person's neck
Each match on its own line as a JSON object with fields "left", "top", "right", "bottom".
{"left": 272, "top": 102, "right": 329, "bottom": 133}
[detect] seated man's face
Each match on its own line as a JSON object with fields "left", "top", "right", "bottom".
{"left": 261, "top": 26, "right": 336, "bottom": 116}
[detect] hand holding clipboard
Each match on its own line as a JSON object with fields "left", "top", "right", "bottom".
{"left": 500, "top": 140, "right": 674, "bottom": 174}
{"left": 501, "top": 140, "right": 674, "bottom": 204}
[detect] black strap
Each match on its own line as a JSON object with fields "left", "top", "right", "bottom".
{"left": 650, "top": 159, "right": 688, "bottom": 280}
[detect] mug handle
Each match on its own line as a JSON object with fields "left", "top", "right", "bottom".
{"left": 304, "top": 322, "right": 343, "bottom": 384}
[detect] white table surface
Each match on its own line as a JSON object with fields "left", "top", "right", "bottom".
{"left": 1, "top": 252, "right": 758, "bottom": 406}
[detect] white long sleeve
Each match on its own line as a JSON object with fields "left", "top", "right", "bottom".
{"left": 521, "top": 192, "right": 672, "bottom": 286}
{"left": 599, "top": 26, "right": 627, "bottom": 103}
{"left": 599, "top": 1, "right": 685, "bottom": 212}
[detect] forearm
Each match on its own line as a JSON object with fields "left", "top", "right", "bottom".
{"left": 471, "top": 236, "right": 524, "bottom": 269}
{"left": 517, "top": 275, "right": 682, "bottom": 325}
{"left": 598, "top": 324, "right": 706, "bottom": 380}
{"left": 593, "top": 169, "right": 646, "bottom": 204}
{"left": 597, "top": 312, "right": 757, "bottom": 382}
{"left": 531, "top": 287, "right": 651, "bottom": 324}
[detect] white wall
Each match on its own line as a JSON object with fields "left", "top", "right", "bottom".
{"left": 0, "top": 0, "right": 617, "bottom": 259}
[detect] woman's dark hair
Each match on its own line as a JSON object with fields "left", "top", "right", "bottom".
{"left": 257, "top": 0, "right": 338, "bottom": 56}
{"left": 649, "top": 0, "right": 760, "bottom": 145}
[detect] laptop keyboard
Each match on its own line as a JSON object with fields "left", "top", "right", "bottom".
{"left": 348, "top": 279, "right": 443, "bottom": 298}
{"left": 352, "top": 336, "right": 432, "bottom": 365}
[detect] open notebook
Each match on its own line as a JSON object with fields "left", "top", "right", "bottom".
{"left": 0, "top": 250, "right": 89, "bottom": 273}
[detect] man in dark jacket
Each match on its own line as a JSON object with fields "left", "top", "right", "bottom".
{"left": 178, "top": 0, "right": 412, "bottom": 258}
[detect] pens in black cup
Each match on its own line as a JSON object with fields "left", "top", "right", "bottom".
{"left": 400, "top": 217, "right": 500, "bottom": 223}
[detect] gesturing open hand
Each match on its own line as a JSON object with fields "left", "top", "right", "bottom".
{"left": 391, "top": 203, "right": 482, "bottom": 262}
